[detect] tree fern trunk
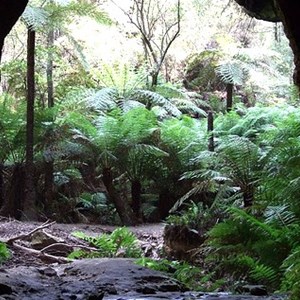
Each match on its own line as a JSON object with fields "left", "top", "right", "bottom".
{"left": 226, "top": 83, "right": 233, "bottom": 112}
{"left": 0, "top": 164, "right": 24, "bottom": 219}
{"left": 23, "top": 29, "right": 38, "bottom": 220}
{"left": 47, "top": 29, "right": 54, "bottom": 108}
{"left": 102, "top": 167, "right": 137, "bottom": 226}
{"left": 207, "top": 111, "right": 214, "bottom": 151}
{"left": 243, "top": 184, "right": 254, "bottom": 207}
{"left": 131, "top": 180, "right": 142, "bottom": 219}
{"left": 158, "top": 189, "right": 176, "bottom": 220}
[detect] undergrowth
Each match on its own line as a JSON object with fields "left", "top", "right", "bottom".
{"left": 0, "top": 242, "right": 10, "bottom": 264}
{"left": 69, "top": 227, "right": 142, "bottom": 258}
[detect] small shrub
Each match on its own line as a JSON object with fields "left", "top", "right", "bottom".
{"left": 0, "top": 242, "right": 10, "bottom": 264}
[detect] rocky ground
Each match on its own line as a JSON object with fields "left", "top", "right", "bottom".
{"left": 0, "top": 218, "right": 289, "bottom": 300}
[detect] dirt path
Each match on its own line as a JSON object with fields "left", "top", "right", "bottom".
{"left": 0, "top": 218, "right": 165, "bottom": 268}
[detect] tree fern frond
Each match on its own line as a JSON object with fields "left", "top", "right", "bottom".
{"left": 133, "top": 90, "right": 182, "bottom": 117}
{"left": 22, "top": 6, "right": 49, "bottom": 29}
{"left": 131, "top": 143, "right": 169, "bottom": 158}
{"left": 118, "top": 99, "right": 144, "bottom": 113}
{"left": 216, "top": 62, "right": 245, "bottom": 85}
{"left": 264, "top": 205, "right": 298, "bottom": 227}
{"left": 169, "top": 180, "right": 214, "bottom": 213}
{"left": 85, "top": 88, "right": 117, "bottom": 112}
{"left": 173, "top": 98, "right": 207, "bottom": 117}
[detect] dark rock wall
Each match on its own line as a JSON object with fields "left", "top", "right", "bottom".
{"left": 0, "top": 0, "right": 29, "bottom": 61}
{"left": 275, "top": 0, "right": 300, "bottom": 89}
{"left": 234, "top": 0, "right": 280, "bottom": 21}
{"left": 235, "top": 0, "right": 300, "bottom": 90}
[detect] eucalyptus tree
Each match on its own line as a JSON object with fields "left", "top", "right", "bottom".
{"left": 113, "top": 0, "right": 181, "bottom": 88}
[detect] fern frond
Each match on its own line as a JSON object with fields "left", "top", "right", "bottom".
{"left": 133, "top": 90, "right": 182, "bottom": 117}
{"left": 216, "top": 62, "right": 245, "bottom": 85}
{"left": 264, "top": 205, "right": 298, "bottom": 227}
{"left": 170, "top": 180, "right": 216, "bottom": 213}
{"left": 22, "top": 6, "right": 49, "bottom": 29}
{"left": 84, "top": 88, "right": 117, "bottom": 112}
{"left": 228, "top": 207, "right": 279, "bottom": 239}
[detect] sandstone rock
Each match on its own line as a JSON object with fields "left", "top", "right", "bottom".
{"left": 30, "top": 230, "right": 64, "bottom": 250}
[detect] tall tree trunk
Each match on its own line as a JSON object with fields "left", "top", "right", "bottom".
{"left": 44, "top": 29, "right": 55, "bottom": 212}
{"left": 23, "top": 29, "right": 38, "bottom": 220}
{"left": 207, "top": 111, "right": 214, "bottom": 152}
{"left": 102, "top": 167, "right": 137, "bottom": 225}
{"left": 131, "top": 180, "right": 142, "bottom": 219}
{"left": 0, "top": 0, "right": 29, "bottom": 63}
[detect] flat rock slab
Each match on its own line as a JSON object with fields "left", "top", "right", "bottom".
{"left": 0, "top": 258, "right": 185, "bottom": 299}
{"left": 0, "top": 258, "right": 288, "bottom": 300}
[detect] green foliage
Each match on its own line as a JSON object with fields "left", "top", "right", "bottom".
{"left": 281, "top": 247, "right": 300, "bottom": 299}
{"left": 205, "top": 205, "right": 300, "bottom": 289}
{"left": 136, "top": 258, "right": 202, "bottom": 290}
{"left": 0, "top": 94, "right": 26, "bottom": 163}
{"left": 184, "top": 50, "right": 222, "bottom": 91}
{"left": 0, "top": 243, "right": 10, "bottom": 264}
{"left": 70, "top": 227, "right": 142, "bottom": 258}
{"left": 216, "top": 62, "right": 245, "bottom": 85}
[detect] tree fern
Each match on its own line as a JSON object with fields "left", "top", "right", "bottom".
{"left": 22, "top": 6, "right": 49, "bottom": 30}
{"left": 216, "top": 61, "right": 245, "bottom": 85}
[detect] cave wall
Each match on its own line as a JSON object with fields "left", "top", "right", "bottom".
{"left": 0, "top": 0, "right": 29, "bottom": 61}
{"left": 234, "top": 0, "right": 280, "bottom": 22}
{"left": 275, "top": 0, "right": 300, "bottom": 88}
{"left": 235, "top": 0, "right": 300, "bottom": 89}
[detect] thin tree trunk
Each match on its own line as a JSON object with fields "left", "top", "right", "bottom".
{"left": 207, "top": 111, "right": 214, "bottom": 152}
{"left": 151, "top": 72, "right": 158, "bottom": 89}
{"left": 226, "top": 83, "right": 233, "bottom": 112}
{"left": 131, "top": 180, "right": 142, "bottom": 219}
{"left": 0, "top": 164, "right": 3, "bottom": 208}
{"left": 23, "top": 29, "right": 38, "bottom": 220}
{"left": 44, "top": 29, "right": 55, "bottom": 211}
{"left": 102, "top": 167, "right": 137, "bottom": 225}
{"left": 47, "top": 29, "right": 54, "bottom": 108}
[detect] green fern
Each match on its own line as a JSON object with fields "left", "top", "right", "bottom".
{"left": 0, "top": 243, "right": 10, "bottom": 264}
{"left": 70, "top": 227, "right": 142, "bottom": 258}
{"left": 281, "top": 246, "right": 300, "bottom": 299}
{"left": 216, "top": 62, "right": 245, "bottom": 85}
{"left": 22, "top": 6, "right": 49, "bottom": 29}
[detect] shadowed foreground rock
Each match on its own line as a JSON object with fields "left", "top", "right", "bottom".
{"left": 0, "top": 258, "right": 288, "bottom": 300}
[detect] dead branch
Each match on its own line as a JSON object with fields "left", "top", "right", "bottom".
{"left": 40, "top": 243, "right": 99, "bottom": 253}
{"left": 12, "top": 243, "right": 70, "bottom": 264}
{"left": 5, "top": 220, "right": 56, "bottom": 245}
